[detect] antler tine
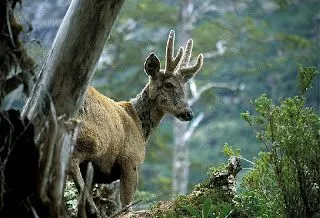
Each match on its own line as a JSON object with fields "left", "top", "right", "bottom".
{"left": 165, "top": 30, "right": 175, "bottom": 71}
{"left": 180, "top": 53, "right": 203, "bottom": 82}
{"left": 180, "top": 39, "right": 193, "bottom": 68}
{"left": 165, "top": 30, "right": 184, "bottom": 72}
{"left": 172, "top": 46, "right": 184, "bottom": 68}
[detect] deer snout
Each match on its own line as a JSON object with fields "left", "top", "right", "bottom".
{"left": 177, "top": 108, "right": 193, "bottom": 121}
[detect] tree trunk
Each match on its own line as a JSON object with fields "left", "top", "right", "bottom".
{"left": 172, "top": 0, "right": 194, "bottom": 195}
{"left": 22, "top": 0, "right": 125, "bottom": 133}
{"left": 19, "top": 0, "right": 124, "bottom": 216}
{"left": 172, "top": 120, "right": 189, "bottom": 195}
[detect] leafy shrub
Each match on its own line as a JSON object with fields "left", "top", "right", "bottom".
{"left": 238, "top": 66, "right": 320, "bottom": 217}
{"left": 183, "top": 198, "right": 232, "bottom": 218}
{"left": 150, "top": 154, "right": 247, "bottom": 218}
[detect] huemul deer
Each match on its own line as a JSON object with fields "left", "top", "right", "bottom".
{"left": 70, "top": 30, "right": 203, "bottom": 214}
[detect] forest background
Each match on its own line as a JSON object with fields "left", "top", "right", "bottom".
{"left": 3, "top": 0, "right": 319, "bottom": 206}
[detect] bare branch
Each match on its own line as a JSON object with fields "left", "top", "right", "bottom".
{"left": 6, "top": 3, "right": 15, "bottom": 48}
{"left": 39, "top": 99, "right": 58, "bottom": 203}
{"left": 78, "top": 162, "right": 94, "bottom": 218}
{"left": 189, "top": 81, "right": 245, "bottom": 106}
{"left": 203, "top": 40, "right": 227, "bottom": 59}
{"left": 52, "top": 119, "right": 79, "bottom": 211}
{"left": 109, "top": 200, "right": 142, "bottom": 218}
{"left": 182, "top": 112, "right": 204, "bottom": 142}
{"left": 189, "top": 79, "right": 197, "bottom": 98}
{"left": 230, "top": 156, "right": 255, "bottom": 165}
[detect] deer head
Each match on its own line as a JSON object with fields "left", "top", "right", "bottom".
{"left": 144, "top": 30, "right": 203, "bottom": 121}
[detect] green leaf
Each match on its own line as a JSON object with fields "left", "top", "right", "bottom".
{"left": 183, "top": 205, "right": 201, "bottom": 218}
{"left": 220, "top": 204, "right": 232, "bottom": 217}
{"left": 241, "top": 111, "right": 252, "bottom": 125}
{"left": 202, "top": 198, "right": 212, "bottom": 218}
{"left": 297, "top": 64, "right": 316, "bottom": 95}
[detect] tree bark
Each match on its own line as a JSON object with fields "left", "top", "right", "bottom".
{"left": 172, "top": 120, "right": 189, "bottom": 195}
{"left": 22, "top": 0, "right": 125, "bottom": 133}
{"left": 19, "top": 0, "right": 125, "bottom": 216}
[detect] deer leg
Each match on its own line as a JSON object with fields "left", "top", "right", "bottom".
{"left": 69, "top": 159, "right": 99, "bottom": 216}
{"left": 119, "top": 165, "right": 138, "bottom": 209}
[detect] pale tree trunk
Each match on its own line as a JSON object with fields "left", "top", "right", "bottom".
{"left": 173, "top": 111, "right": 204, "bottom": 195}
{"left": 172, "top": 0, "right": 195, "bottom": 195}
{"left": 172, "top": 120, "right": 189, "bottom": 195}
{"left": 21, "top": 0, "right": 124, "bottom": 216}
{"left": 172, "top": 0, "right": 240, "bottom": 195}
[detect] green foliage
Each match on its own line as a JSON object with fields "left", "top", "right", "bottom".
{"left": 236, "top": 152, "right": 284, "bottom": 217}
{"left": 237, "top": 67, "right": 320, "bottom": 217}
{"left": 18, "top": 0, "right": 320, "bottom": 216}
{"left": 183, "top": 198, "right": 232, "bottom": 218}
{"left": 90, "top": 1, "right": 320, "bottom": 200}
{"left": 150, "top": 157, "right": 248, "bottom": 217}
{"left": 64, "top": 180, "right": 79, "bottom": 217}
{"left": 223, "top": 143, "right": 241, "bottom": 158}
{"left": 24, "top": 0, "right": 315, "bottom": 204}
{"left": 297, "top": 64, "right": 316, "bottom": 95}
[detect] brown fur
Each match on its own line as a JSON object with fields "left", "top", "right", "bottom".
{"left": 71, "top": 87, "right": 144, "bottom": 206}
{"left": 70, "top": 30, "right": 203, "bottom": 214}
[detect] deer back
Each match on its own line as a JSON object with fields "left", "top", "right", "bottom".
{"left": 75, "top": 87, "right": 145, "bottom": 172}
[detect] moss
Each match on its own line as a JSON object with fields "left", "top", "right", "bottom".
{"left": 150, "top": 158, "right": 244, "bottom": 217}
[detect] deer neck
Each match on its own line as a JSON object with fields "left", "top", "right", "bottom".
{"left": 131, "top": 84, "right": 164, "bottom": 141}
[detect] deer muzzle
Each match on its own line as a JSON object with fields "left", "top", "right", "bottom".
{"left": 177, "top": 108, "right": 193, "bottom": 121}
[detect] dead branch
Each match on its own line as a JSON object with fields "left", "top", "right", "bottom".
{"left": 189, "top": 79, "right": 244, "bottom": 106}
{"left": 182, "top": 112, "right": 204, "bottom": 142}
{"left": 78, "top": 162, "right": 94, "bottom": 218}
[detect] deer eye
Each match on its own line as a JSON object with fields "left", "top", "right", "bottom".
{"left": 164, "top": 82, "right": 174, "bottom": 89}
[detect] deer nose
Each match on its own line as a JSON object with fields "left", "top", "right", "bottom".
{"left": 185, "top": 110, "right": 193, "bottom": 121}
{"left": 179, "top": 109, "right": 193, "bottom": 121}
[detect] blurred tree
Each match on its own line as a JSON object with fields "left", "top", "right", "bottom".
{"left": 172, "top": 0, "right": 195, "bottom": 196}
{"left": 239, "top": 66, "right": 319, "bottom": 217}
{"left": 172, "top": 0, "right": 245, "bottom": 196}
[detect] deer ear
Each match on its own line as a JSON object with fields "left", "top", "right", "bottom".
{"left": 144, "top": 53, "right": 160, "bottom": 77}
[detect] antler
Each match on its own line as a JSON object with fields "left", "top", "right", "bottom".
{"left": 165, "top": 30, "right": 184, "bottom": 73}
{"left": 179, "top": 38, "right": 203, "bottom": 82}
{"left": 180, "top": 39, "right": 193, "bottom": 68}
{"left": 164, "top": 30, "right": 203, "bottom": 81}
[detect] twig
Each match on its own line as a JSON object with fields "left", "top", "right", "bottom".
{"left": 242, "top": 167, "right": 256, "bottom": 170}
{"left": 27, "top": 198, "right": 40, "bottom": 218}
{"left": 78, "top": 162, "right": 94, "bottom": 218}
{"left": 108, "top": 200, "right": 142, "bottom": 218}
{"left": 6, "top": 1, "right": 16, "bottom": 48}
{"left": 39, "top": 97, "right": 58, "bottom": 203}
{"left": 230, "top": 156, "right": 255, "bottom": 165}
